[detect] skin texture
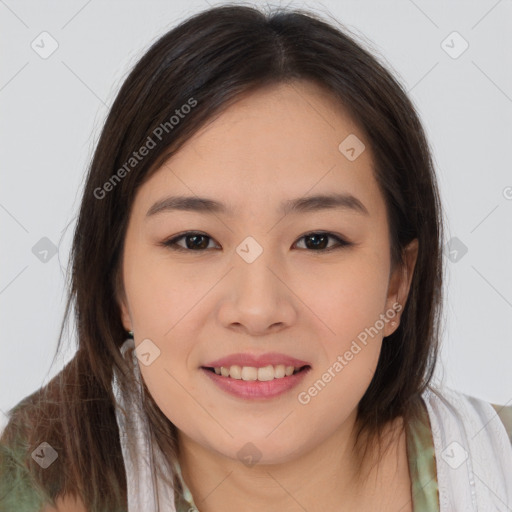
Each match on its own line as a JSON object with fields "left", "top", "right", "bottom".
{"left": 118, "top": 80, "right": 418, "bottom": 511}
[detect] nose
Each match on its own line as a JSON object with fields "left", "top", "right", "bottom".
{"left": 217, "top": 248, "right": 298, "bottom": 336}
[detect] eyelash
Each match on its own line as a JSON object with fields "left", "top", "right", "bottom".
{"left": 160, "top": 231, "right": 353, "bottom": 253}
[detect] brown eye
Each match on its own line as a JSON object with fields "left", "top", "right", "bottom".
{"left": 163, "top": 232, "right": 219, "bottom": 251}
{"left": 294, "top": 232, "right": 352, "bottom": 252}
{"left": 161, "top": 231, "right": 352, "bottom": 253}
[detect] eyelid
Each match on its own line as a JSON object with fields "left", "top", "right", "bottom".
{"left": 160, "top": 231, "right": 220, "bottom": 251}
{"left": 160, "top": 230, "right": 353, "bottom": 253}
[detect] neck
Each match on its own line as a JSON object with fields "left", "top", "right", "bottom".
{"left": 176, "top": 411, "right": 408, "bottom": 512}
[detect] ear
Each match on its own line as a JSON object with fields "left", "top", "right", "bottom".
{"left": 119, "top": 296, "right": 133, "bottom": 333}
{"left": 383, "top": 238, "right": 418, "bottom": 337}
{"left": 115, "top": 272, "right": 133, "bottom": 333}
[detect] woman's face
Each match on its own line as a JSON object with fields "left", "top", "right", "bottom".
{"left": 119, "top": 80, "right": 417, "bottom": 465}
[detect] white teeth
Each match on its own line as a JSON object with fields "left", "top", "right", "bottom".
{"left": 211, "top": 364, "right": 303, "bottom": 380}
{"left": 230, "top": 365, "right": 242, "bottom": 380}
{"left": 274, "top": 365, "right": 285, "bottom": 379}
{"left": 257, "top": 365, "right": 275, "bottom": 381}
{"left": 241, "top": 366, "right": 257, "bottom": 381}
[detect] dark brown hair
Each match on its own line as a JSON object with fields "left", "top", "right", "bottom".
{"left": 1, "top": 3, "right": 444, "bottom": 510}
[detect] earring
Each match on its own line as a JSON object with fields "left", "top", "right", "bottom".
{"left": 127, "top": 330, "right": 134, "bottom": 338}
{"left": 390, "top": 321, "right": 397, "bottom": 327}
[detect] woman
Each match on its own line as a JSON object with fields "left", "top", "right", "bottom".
{"left": 1, "top": 4, "right": 511, "bottom": 512}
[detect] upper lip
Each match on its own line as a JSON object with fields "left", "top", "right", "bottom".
{"left": 203, "top": 352, "right": 311, "bottom": 369}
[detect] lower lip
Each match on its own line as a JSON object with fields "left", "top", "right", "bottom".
{"left": 201, "top": 367, "right": 310, "bottom": 400}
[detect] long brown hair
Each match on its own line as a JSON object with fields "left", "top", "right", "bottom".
{"left": 1, "top": 4, "right": 444, "bottom": 510}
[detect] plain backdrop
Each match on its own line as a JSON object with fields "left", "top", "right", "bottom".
{"left": 1, "top": 0, "right": 511, "bottom": 430}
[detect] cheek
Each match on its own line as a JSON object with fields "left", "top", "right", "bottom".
{"left": 295, "top": 256, "right": 389, "bottom": 400}
{"left": 123, "top": 248, "right": 193, "bottom": 334}
{"left": 123, "top": 251, "right": 200, "bottom": 418}
{"left": 296, "top": 279, "right": 388, "bottom": 429}
{"left": 139, "top": 361, "right": 197, "bottom": 433}
{"left": 298, "top": 255, "right": 390, "bottom": 339}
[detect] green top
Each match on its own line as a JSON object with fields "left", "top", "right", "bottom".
{"left": 1, "top": 395, "right": 511, "bottom": 511}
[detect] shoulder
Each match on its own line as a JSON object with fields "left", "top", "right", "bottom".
{"left": 1, "top": 391, "right": 91, "bottom": 512}
{"left": 0, "top": 392, "right": 57, "bottom": 511}
{"left": 0, "top": 361, "right": 87, "bottom": 512}
{"left": 41, "top": 494, "right": 88, "bottom": 512}
{"left": 422, "top": 385, "right": 512, "bottom": 446}
{"left": 1, "top": 358, "right": 127, "bottom": 512}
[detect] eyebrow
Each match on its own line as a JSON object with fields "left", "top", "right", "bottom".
{"left": 146, "top": 192, "right": 370, "bottom": 218}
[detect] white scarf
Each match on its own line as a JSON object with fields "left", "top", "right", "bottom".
{"left": 112, "top": 338, "right": 512, "bottom": 511}
{"left": 421, "top": 385, "right": 512, "bottom": 510}
{"left": 112, "top": 338, "right": 177, "bottom": 511}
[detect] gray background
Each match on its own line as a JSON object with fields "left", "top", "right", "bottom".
{"left": 1, "top": 0, "right": 511, "bottom": 431}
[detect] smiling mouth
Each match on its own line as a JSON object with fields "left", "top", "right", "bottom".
{"left": 201, "top": 364, "right": 311, "bottom": 381}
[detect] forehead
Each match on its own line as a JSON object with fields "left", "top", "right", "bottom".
{"left": 136, "top": 81, "right": 385, "bottom": 220}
